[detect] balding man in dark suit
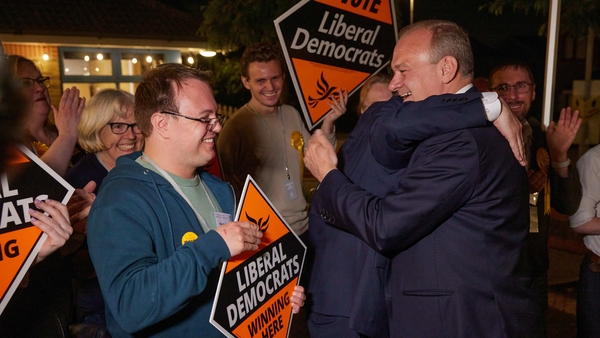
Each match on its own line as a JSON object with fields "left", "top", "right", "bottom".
{"left": 305, "top": 20, "right": 539, "bottom": 338}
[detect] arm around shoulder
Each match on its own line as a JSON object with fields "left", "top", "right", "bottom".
{"left": 314, "top": 131, "right": 478, "bottom": 253}
{"left": 370, "top": 93, "right": 487, "bottom": 169}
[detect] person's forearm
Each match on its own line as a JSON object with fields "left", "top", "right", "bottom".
{"left": 316, "top": 133, "right": 477, "bottom": 253}
{"left": 573, "top": 217, "right": 600, "bottom": 235}
{"left": 40, "top": 134, "right": 78, "bottom": 177}
{"left": 550, "top": 149, "right": 569, "bottom": 178}
{"left": 320, "top": 118, "right": 334, "bottom": 135}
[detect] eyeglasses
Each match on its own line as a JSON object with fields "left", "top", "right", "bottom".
{"left": 107, "top": 122, "right": 142, "bottom": 135}
{"left": 492, "top": 82, "right": 532, "bottom": 96}
{"left": 160, "top": 111, "right": 226, "bottom": 131}
{"left": 20, "top": 76, "right": 50, "bottom": 89}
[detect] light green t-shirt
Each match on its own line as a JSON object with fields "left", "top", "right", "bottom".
{"left": 136, "top": 156, "right": 222, "bottom": 231}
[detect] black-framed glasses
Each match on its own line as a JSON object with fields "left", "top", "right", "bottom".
{"left": 20, "top": 76, "right": 50, "bottom": 89}
{"left": 107, "top": 122, "right": 142, "bottom": 135}
{"left": 492, "top": 82, "right": 532, "bottom": 96}
{"left": 160, "top": 111, "right": 226, "bottom": 131}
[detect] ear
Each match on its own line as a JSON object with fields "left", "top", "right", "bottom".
{"left": 150, "top": 112, "right": 170, "bottom": 139}
{"left": 531, "top": 83, "right": 536, "bottom": 101}
{"left": 440, "top": 56, "right": 459, "bottom": 84}
{"left": 241, "top": 76, "right": 251, "bottom": 90}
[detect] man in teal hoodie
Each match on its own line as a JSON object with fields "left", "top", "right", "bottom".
{"left": 87, "top": 64, "right": 303, "bottom": 337}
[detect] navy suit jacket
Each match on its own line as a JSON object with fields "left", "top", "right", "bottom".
{"left": 311, "top": 88, "right": 539, "bottom": 338}
{"left": 307, "top": 91, "right": 495, "bottom": 337}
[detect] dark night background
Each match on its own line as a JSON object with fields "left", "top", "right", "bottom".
{"left": 158, "top": 0, "right": 591, "bottom": 131}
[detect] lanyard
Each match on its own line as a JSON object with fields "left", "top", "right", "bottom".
{"left": 248, "top": 103, "right": 290, "bottom": 180}
{"left": 142, "top": 153, "right": 216, "bottom": 233}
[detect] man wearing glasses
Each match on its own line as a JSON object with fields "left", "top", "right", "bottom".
{"left": 489, "top": 60, "right": 582, "bottom": 338}
{"left": 85, "top": 63, "right": 307, "bottom": 337}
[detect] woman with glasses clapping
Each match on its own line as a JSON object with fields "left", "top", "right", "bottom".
{"left": 7, "top": 55, "right": 85, "bottom": 177}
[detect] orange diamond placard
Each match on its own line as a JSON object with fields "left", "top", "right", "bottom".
{"left": 0, "top": 145, "right": 74, "bottom": 315}
{"left": 275, "top": 0, "right": 397, "bottom": 129}
{"left": 210, "top": 176, "right": 306, "bottom": 338}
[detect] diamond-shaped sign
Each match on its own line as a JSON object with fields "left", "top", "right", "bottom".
{"left": 0, "top": 145, "right": 74, "bottom": 315}
{"left": 275, "top": 0, "right": 398, "bottom": 129}
{"left": 210, "top": 176, "right": 306, "bottom": 338}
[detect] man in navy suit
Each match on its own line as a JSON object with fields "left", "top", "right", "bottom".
{"left": 306, "top": 91, "right": 522, "bottom": 338}
{"left": 305, "top": 20, "right": 538, "bottom": 338}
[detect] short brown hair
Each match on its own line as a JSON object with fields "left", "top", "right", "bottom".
{"left": 240, "top": 42, "right": 285, "bottom": 79}
{"left": 399, "top": 20, "right": 474, "bottom": 79}
{"left": 135, "top": 63, "right": 213, "bottom": 137}
{"left": 78, "top": 89, "right": 135, "bottom": 153}
{"left": 488, "top": 60, "right": 535, "bottom": 86}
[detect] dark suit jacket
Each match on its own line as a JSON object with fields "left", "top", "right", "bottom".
{"left": 307, "top": 91, "right": 492, "bottom": 337}
{"left": 311, "top": 89, "right": 539, "bottom": 338}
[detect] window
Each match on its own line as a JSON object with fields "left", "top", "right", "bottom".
{"left": 59, "top": 47, "right": 179, "bottom": 100}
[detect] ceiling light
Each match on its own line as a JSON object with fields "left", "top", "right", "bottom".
{"left": 200, "top": 51, "right": 216, "bottom": 57}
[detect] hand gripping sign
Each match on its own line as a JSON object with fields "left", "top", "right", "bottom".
{"left": 210, "top": 176, "right": 306, "bottom": 338}
{"left": 0, "top": 145, "right": 74, "bottom": 315}
{"left": 275, "top": 0, "right": 398, "bottom": 129}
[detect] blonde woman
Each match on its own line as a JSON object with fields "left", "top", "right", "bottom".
{"left": 67, "top": 89, "right": 143, "bottom": 193}
{"left": 65, "top": 89, "right": 142, "bottom": 335}
{"left": 358, "top": 72, "right": 392, "bottom": 115}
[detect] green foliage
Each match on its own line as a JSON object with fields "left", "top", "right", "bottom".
{"left": 481, "top": 0, "right": 600, "bottom": 38}
{"left": 197, "top": 0, "right": 298, "bottom": 106}
{"left": 198, "top": 0, "right": 405, "bottom": 108}
{"left": 202, "top": 53, "right": 249, "bottom": 108}
{"left": 198, "top": 0, "right": 298, "bottom": 50}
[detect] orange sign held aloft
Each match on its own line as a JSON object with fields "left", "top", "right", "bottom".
{"left": 275, "top": 0, "right": 398, "bottom": 129}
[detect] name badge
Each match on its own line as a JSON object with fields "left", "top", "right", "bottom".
{"left": 284, "top": 178, "right": 298, "bottom": 201}
{"left": 214, "top": 212, "right": 232, "bottom": 226}
{"left": 529, "top": 205, "right": 539, "bottom": 233}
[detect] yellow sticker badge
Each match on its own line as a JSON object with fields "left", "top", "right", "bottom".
{"left": 181, "top": 232, "right": 199, "bottom": 245}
